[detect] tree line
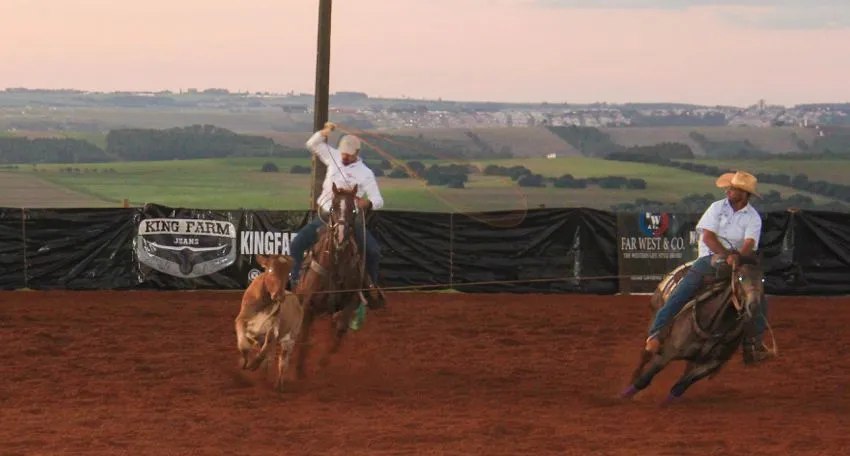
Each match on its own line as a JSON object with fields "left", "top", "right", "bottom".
{"left": 547, "top": 125, "right": 850, "bottom": 158}
{"left": 611, "top": 189, "right": 845, "bottom": 214}
{"left": 0, "top": 124, "right": 514, "bottom": 165}
{"left": 0, "top": 137, "right": 109, "bottom": 164}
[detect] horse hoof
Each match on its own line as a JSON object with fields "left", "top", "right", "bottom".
{"left": 620, "top": 385, "right": 639, "bottom": 399}
{"left": 661, "top": 393, "right": 680, "bottom": 406}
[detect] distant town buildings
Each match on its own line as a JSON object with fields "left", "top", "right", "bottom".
{"left": 1, "top": 88, "right": 848, "bottom": 130}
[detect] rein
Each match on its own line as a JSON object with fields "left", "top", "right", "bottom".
{"left": 729, "top": 261, "right": 743, "bottom": 312}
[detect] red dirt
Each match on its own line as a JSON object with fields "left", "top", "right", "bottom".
{"left": 0, "top": 291, "right": 848, "bottom": 455}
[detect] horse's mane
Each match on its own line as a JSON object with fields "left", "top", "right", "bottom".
{"left": 737, "top": 254, "right": 761, "bottom": 267}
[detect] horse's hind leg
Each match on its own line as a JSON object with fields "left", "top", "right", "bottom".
{"left": 664, "top": 359, "right": 725, "bottom": 404}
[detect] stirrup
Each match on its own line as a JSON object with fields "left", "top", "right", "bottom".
{"left": 364, "top": 285, "right": 386, "bottom": 309}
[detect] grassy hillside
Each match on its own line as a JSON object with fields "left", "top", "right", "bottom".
{"left": 3, "top": 123, "right": 833, "bottom": 161}
{"left": 262, "top": 125, "right": 823, "bottom": 159}
{"left": 2, "top": 156, "right": 844, "bottom": 211}
{"left": 601, "top": 126, "right": 818, "bottom": 155}
{"left": 688, "top": 158, "right": 850, "bottom": 183}
{"left": 257, "top": 126, "right": 581, "bottom": 159}
{"left": 0, "top": 107, "right": 314, "bottom": 133}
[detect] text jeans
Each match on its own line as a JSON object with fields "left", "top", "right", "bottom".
{"left": 289, "top": 213, "right": 381, "bottom": 285}
{"left": 647, "top": 255, "right": 768, "bottom": 345}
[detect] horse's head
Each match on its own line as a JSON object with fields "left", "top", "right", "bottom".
{"left": 255, "top": 254, "right": 294, "bottom": 301}
{"left": 329, "top": 183, "right": 359, "bottom": 250}
{"left": 732, "top": 254, "right": 765, "bottom": 320}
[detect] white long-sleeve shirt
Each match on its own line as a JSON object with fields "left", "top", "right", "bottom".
{"left": 305, "top": 130, "right": 384, "bottom": 212}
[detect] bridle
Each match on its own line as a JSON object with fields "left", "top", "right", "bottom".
{"left": 321, "top": 192, "right": 357, "bottom": 256}
{"left": 730, "top": 260, "right": 764, "bottom": 321}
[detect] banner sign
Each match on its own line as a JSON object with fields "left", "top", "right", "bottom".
{"left": 132, "top": 204, "right": 308, "bottom": 290}
{"left": 617, "top": 211, "right": 700, "bottom": 293}
{"left": 136, "top": 218, "right": 238, "bottom": 279}
{"left": 1, "top": 205, "right": 848, "bottom": 296}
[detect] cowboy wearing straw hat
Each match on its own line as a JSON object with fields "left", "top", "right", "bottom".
{"left": 645, "top": 170, "right": 773, "bottom": 365}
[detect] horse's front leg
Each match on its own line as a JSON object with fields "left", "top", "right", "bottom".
{"left": 628, "top": 346, "right": 654, "bottom": 387}
{"left": 319, "top": 293, "right": 357, "bottom": 368}
{"left": 293, "top": 298, "right": 315, "bottom": 380}
{"left": 664, "top": 359, "right": 725, "bottom": 405}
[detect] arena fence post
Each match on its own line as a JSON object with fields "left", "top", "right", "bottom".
{"left": 21, "top": 207, "right": 28, "bottom": 289}
{"left": 449, "top": 211, "right": 454, "bottom": 289}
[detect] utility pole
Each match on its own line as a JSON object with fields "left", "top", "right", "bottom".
{"left": 310, "top": 0, "right": 332, "bottom": 212}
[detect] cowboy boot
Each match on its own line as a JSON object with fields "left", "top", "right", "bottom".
{"left": 645, "top": 335, "right": 662, "bottom": 354}
{"left": 364, "top": 283, "right": 386, "bottom": 309}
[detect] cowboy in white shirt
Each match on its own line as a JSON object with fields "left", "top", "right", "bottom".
{"left": 645, "top": 171, "right": 773, "bottom": 365}
{"left": 289, "top": 122, "right": 385, "bottom": 307}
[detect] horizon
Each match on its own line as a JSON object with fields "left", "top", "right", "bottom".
{"left": 3, "top": 86, "right": 847, "bottom": 109}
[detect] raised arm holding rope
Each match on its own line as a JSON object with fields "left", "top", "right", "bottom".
{"left": 289, "top": 121, "right": 386, "bottom": 308}
{"left": 645, "top": 170, "right": 773, "bottom": 365}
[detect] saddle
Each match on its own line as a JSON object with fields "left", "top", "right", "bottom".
{"left": 655, "top": 259, "right": 735, "bottom": 322}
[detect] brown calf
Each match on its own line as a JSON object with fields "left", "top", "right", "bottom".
{"left": 234, "top": 254, "right": 304, "bottom": 391}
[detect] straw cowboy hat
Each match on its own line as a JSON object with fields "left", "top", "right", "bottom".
{"left": 716, "top": 170, "right": 760, "bottom": 198}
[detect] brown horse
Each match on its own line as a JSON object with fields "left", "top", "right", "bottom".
{"left": 292, "top": 183, "right": 367, "bottom": 379}
{"left": 621, "top": 254, "right": 765, "bottom": 404}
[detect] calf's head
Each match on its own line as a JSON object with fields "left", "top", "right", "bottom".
{"left": 255, "top": 254, "right": 294, "bottom": 301}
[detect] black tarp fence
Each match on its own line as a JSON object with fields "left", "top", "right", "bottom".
{"left": 0, "top": 204, "right": 848, "bottom": 295}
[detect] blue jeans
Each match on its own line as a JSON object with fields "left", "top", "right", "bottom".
{"left": 648, "top": 255, "right": 717, "bottom": 339}
{"left": 289, "top": 212, "right": 381, "bottom": 285}
{"left": 648, "top": 255, "right": 767, "bottom": 344}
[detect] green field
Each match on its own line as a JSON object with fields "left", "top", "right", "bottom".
{"left": 3, "top": 156, "right": 846, "bottom": 211}
{"left": 689, "top": 158, "right": 850, "bottom": 183}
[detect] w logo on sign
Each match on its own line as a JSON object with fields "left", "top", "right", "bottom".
{"left": 638, "top": 212, "right": 670, "bottom": 237}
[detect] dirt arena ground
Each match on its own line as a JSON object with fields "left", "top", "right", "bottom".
{"left": 1, "top": 291, "right": 848, "bottom": 456}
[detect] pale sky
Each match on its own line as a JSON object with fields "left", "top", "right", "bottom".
{"left": 3, "top": 0, "right": 849, "bottom": 106}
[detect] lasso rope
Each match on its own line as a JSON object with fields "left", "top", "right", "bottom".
{"left": 302, "top": 126, "right": 778, "bottom": 355}
{"left": 332, "top": 122, "right": 530, "bottom": 229}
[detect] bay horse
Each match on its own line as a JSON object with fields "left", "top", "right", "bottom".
{"left": 292, "top": 183, "right": 368, "bottom": 379}
{"left": 621, "top": 253, "right": 766, "bottom": 404}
